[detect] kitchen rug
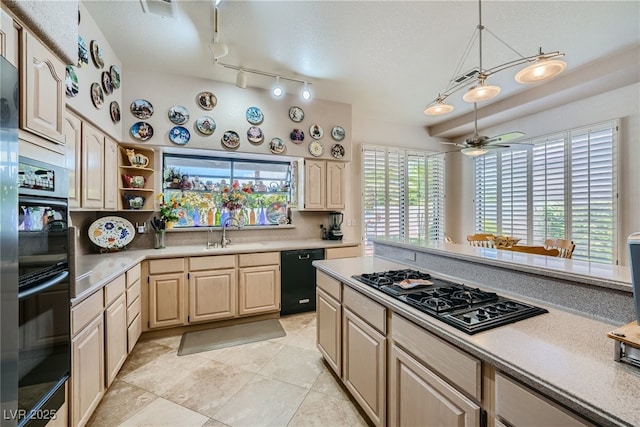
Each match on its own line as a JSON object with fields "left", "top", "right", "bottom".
{"left": 177, "top": 319, "right": 286, "bottom": 356}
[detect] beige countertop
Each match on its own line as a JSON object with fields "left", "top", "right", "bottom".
{"left": 313, "top": 256, "right": 637, "bottom": 427}
{"left": 72, "top": 239, "right": 359, "bottom": 305}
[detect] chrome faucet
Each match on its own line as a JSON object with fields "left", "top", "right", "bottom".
{"left": 221, "top": 217, "right": 241, "bottom": 248}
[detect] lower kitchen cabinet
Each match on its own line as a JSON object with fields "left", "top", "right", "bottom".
{"left": 71, "top": 314, "right": 104, "bottom": 427}
{"left": 342, "top": 306, "right": 386, "bottom": 426}
{"left": 316, "top": 287, "right": 341, "bottom": 374}
{"left": 148, "top": 272, "right": 186, "bottom": 329}
{"left": 188, "top": 254, "right": 237, "bottom": 323}
{"left": 389, "top": 343, "right": 480, "bottom": 427}
{"left": 238, "top": 252, "right": 280, "bottom": 316}
{"left": 495, "top": 372, "right": 591, "bottom": 426}
{"left": 104, "top": 293, "right": 127, "bottom": 387}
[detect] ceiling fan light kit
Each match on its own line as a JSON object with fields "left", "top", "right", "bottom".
{"left": 423, "top": 0, "right": 566, "bottom": 116}
{"left": 461, "top": 147, "right": 489, "bottom": 157}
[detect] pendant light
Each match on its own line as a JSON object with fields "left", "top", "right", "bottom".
{"left": 462, "top": 78, "right": 501, "bottom": 103}
{"left": 515, "top": 51, "right": 567, "bottom": 84}
{"left": 424, "top": 97, "right": 454, "bottom": 116}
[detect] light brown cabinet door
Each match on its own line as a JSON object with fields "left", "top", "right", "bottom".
{"left": 0, "top": 9, "right": 19, "bottom": 67}
{"left": 81, "top": 122, "right": 104, "bottom": 209}
{"left": 71, "top": 315, "right": 104, "bottom": 427}
{"left": 64, "top": 111, "right": 82, "bottom": 208}
{"left": 238, "top": 265, "right": 280, "bottom": 316}
{"left": 189, "top": 268, "right": 236, "bottom": 322}
{"left": 21, "top": 31, "right": 65, "bottom": 146}
{"left": 105, "top": 293, "right": 127, "bottom": 387}
{"left": 316, "top": 288, "right": 341, "bottom": 375}
{"left": 304, "top": 160, "right": 326, "bottom": 209}
{"left": 388, "top": 344, "right": 480, "bottom": 427}
{"left": 148, "top": 272, "right": 186, "bottom": 329}
{"left": 342, "top": 307, "right": 386, "bottom": 426}
{"left": 326, "top": 161, "right": 346, "bottom": 210}
{"left": 103, "top": 137, "right": 119, "bottom": 210}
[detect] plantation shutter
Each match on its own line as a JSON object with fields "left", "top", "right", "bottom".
{"left": 427, "top": 154, "right": 446, "bottom": 241}
{"left": 531, "top": 134, "right": 565, "bottom": 243}
{"left": 475, "top": 152, "right": 498, "bottom": 234}
{"left": 362, "top": 147, "right": 386, "bottom": 254}
{"left": 387, "top": 149, "right": 405, "bottom": 238}
{"left": 407, "top": 152, "right": 426, "bottom": 239}
{"left": 500, "top": 148, "right": 529, "bottom": 242}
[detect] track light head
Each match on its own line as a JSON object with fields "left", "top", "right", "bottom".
{"left": 272, "top": 76, "right": 284, "bottom": 98}
{"left": 301, "top": 82, "right": 312, "bottom": 100}
{"left": 235, "top": 70, "right": 247, "bottom": 89}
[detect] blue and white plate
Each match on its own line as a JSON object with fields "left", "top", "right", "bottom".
{"left": 130, "top": 122, "right": 154, "bottom": 141}
{"left": 169, "top": 126, "right": 190, "bottom": 145}
{"left": 246, "top": 106, "right": 264, "bottom": 125}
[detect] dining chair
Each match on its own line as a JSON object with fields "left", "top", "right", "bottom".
{"left": 466, "top": 233, "right": 495, "bottom": 248}
{"left": 544, "top": 239, "right": 576, "bottom": 259}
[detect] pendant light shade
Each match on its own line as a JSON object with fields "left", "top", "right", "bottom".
{"left": 424, "top": 99, "right": 454, "bottom": 116}
{"left": 461, "top": 147, "right": 488, "bottom": 157}
{"left": 515, "top": 58, "right": 567, "bottom": 84}
{"left": 462, "top": 80, "right": 501, "bottom": 103}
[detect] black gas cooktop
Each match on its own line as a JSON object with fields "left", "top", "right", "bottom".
{"left": 352, "top": 269, "right": 547, "bottom": 334}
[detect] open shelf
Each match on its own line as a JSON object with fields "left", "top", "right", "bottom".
{"left": 118, "top": 145, "right": 156, "bottom": 211}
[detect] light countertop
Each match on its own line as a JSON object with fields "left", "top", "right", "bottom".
{"left": 313, "top": 256, "right": 638, "bottom": 427}
{"left": 72, "top": 239, "right": 359, "bottom": 305}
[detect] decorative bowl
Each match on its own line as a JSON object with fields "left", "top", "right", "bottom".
{"left": 123, "top": 194, "right": 145, "bottom": 210}
{"left": 122, "top": 174, "right": 146, "bottom": 188}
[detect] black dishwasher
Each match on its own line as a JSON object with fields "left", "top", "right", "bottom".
{"left": 280, "top": 248, "right": 325, "bottom": 315}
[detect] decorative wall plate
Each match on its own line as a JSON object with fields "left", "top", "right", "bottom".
{"left": 168, "top": 105, "right": 189, "bottom": 125}
{"left": 130, "top": 122, "right": 154, "bottom": 141}
{"left": 197, "top": 91, "right": 217, "bottom": 110}
{"left": 88, "top": 216, "right": 135, "bottom": 249}
{"left": 110, "top": 65, "right": 121, "bottom": 89}
{"left": 130, "top": 99, "right": 153, "bottom": 119}
{"left": 247, "top": 126, "right": 264, "bottom": 144}
{"left": 269, "top": 137, "right": 286, "bottom": 154}
{"left": 90, "top": 40, "right": 104, "bottom": 68}
{"left": 331, "top": 143, "right": 345, "bottom": 159}
{"left": 169, "top": 126, "right": 190, "bottom": 145}
{"left": 309, "top": 140, "right": 324, "bottom": 157}
{"left": 77, "top": 35, "right": 89, "bottom": 67}
{"left": 110, "top": 101, "right": 121, "bottom": 123}
{"left": 290, "top": 129, "right": 304, "bottom": 143}
{"left": 309, "top": 124, "right": 323, "bottom": 139}
{"left": 90, "top": 83, "right": 104, "bottom": 109}
{"left": 221, "top": 131, "right": 240, "bottom": 149}
{"left": 101, "top": 71, "right": 113, "bottom": 95}
{"left": 65, "top": 66, "right": 79, "bottom": 97}
{"left": 289, "top": 106, "right": 304, "bottom": 122}
{"left": 246, "top": 106, "right": 264, "bottom": 125}
{"left": 331, "top": 126, "right": 346, "bottom": 141}
{"left": 267, "top": 202, "right": 287, "bottom": 224}
{"left": 196, "top": 116, "right": 216, "bottom": 135}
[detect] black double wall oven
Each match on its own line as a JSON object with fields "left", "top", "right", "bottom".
{"left": 16, "top": 157, "right": 69, "bottom": 426}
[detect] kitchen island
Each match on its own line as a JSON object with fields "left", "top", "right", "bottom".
{"left": 312, "top": 249, "right": 638, "bottom": 426}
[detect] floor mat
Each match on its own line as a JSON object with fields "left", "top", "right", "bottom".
{"left": 177, "top": 318, "right": 286, "bottom": 356}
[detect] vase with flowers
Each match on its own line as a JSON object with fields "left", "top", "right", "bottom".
{"left": 220, "top": 180, "right": 252, "bottom": 220}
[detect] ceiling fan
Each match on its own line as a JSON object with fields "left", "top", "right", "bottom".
{"left": 440, "top": 104, "right": 527, "bottom": 156}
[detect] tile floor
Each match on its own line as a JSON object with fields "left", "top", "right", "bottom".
{"left": 87, "top": 312, "right": 370, "bottom": 427}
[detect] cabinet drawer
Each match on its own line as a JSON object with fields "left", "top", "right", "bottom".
{"left": 148, "top": 258, "right": 185, "bottom": 274}
{"left": 104, "top": 274, "right": 126, "bottom": 306}
{"left": 189, "top": 254, "right": 236, "bottom": 271}
{"left": 127, "top": 296, "right": 141, "bottom": 326}
{"left": 495, "top": 372, "right": 591, "bottom": 426}
{"left": 343, "top": 286, "right": 385, "bottom": 334}
{"left": 71, "top": 291, "right": 103, "bottom": 336}
{"left": 325, "top": 245, "right": 360, "bottom": 259}
{"left": 126, "top": 264, "right": 141, "bottom": 288}
{"left": 317, "top": 270, "right": 341, "bottom": 301}
{"left": 127, "top": 314, "right": 142, "bottom": 352}
{"left": 238, "top": 252, "right": 279, "bottom": 267}
{"left": 391, "top": 313, "right": 481, "bottom": 401}
{"left": 126, "top": 280, "right": 140, "bottom": 307}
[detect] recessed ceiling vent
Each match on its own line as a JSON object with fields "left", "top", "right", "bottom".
{"left": 452, "top": 68, "right": 479, "bottom": 84}
{"left": 140, "top": 0, "right": 176, "bottom": 19}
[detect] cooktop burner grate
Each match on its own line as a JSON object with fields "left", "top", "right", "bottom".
{"left": 352, "top": 269, "right": 547, "bottom": 334}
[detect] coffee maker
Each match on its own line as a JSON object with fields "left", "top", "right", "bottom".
{"left": 327, "top": 211, "right": 344, "bottom": 240}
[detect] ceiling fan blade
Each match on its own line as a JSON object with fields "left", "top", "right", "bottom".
{"left": 440, "top": 141, "right": 465, "bottom": 147}
{"left": 485, "top": 131, "right": 525, "bottom": 145}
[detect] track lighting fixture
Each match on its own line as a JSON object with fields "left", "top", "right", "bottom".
{"left": 217, "top": 62, "right": 312, "bottom": 99}
{"left": 423, "top": 0, "right": 566, "bottom": 116}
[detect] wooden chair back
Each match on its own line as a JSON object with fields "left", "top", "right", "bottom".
{"left": 544, "top": 239, "right": 576, "bottom": 259}
{"left": 466, "top": 233, "right": 495, "bottom": 248}
{"left": 504, "top": 245, "right": 560, "bottom": 257}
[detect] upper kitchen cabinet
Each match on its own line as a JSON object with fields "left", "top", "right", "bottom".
{"left": 296, "top": 159, "right": 345, "bottom": 211}
{"left": 20, "top": 30, "right": 66, "bottom": 151}
{"left": 0, "top": 8, "right": 19, "bottom": 67}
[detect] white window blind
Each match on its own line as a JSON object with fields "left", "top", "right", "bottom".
{"left": 362, "top": 145, "right": 445, "bottom": 255}
{"left": 473, "top": 120, "right": 617, "bottom": 264}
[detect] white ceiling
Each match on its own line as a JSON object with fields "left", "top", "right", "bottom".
{"left": 84, "top": 0, "right": 639, "bottom": 141}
